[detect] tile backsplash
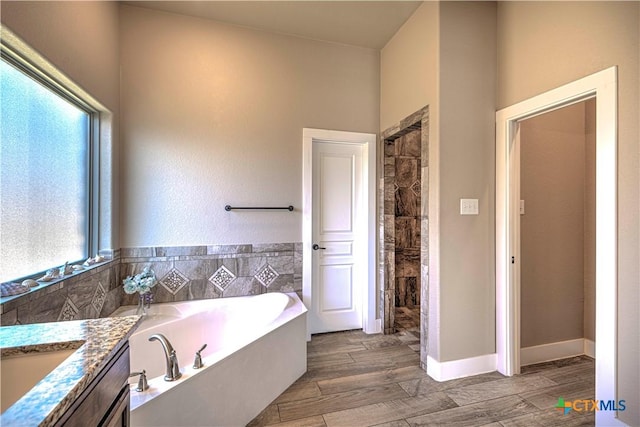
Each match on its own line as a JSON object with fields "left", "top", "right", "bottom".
{"left": 119, "top": 243, "right": 302, "bottom": 306}
{"left": 1, "top": 243, "right": 302, "bottom": 326}
{"left": 1, "top": 260, "right": 122, "bottom": 326}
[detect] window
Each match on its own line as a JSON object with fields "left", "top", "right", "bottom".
{"left": 0, "top": 53, "right": 94, "bottom": 283}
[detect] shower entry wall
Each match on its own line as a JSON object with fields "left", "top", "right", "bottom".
{"left": 379, "top": 106, "right": 429, "bottom": 341}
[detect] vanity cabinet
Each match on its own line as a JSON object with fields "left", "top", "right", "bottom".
{"left": 103, "top": 384, "right": 130, "bottom": 427}
{"left": 55, "top": 342, "right": 130, "bottom": 427}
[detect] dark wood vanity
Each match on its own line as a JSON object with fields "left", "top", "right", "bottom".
{"left": 0, "top": 316, "right": 141, "bottom": 427}
{"left": 55, "top": 342, "right": 131, "bottom": 427}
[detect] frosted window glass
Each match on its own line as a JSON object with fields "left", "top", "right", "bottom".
{"left": 1, "top": 58, "right": 89, "bottom": 282}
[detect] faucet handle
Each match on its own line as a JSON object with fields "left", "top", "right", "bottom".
{"left": 129, "top": 370, "right": 148, "bottom": 392}
{"left": 193, "top": 343, "right": 207, "bottom": 369}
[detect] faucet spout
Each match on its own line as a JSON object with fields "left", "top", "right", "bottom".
{"left": 148, "top": 333, "right": 182, "bottom": 381}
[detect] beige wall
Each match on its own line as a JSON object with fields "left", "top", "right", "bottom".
{"left": 520, "top": 102, "right": 592, "bottom": 348}
{"left": 381, "top": 1, "right": 496, "bottom": 362}
{"left": 119, "top": 5, "right": 379, "bottom": 247}
{"left": 498, "top": 2, "right": 639, "bottom": 424}
{"left": 1, "top": 1, "right": 120, "bottom": 112}
{"left": 380, "top": 0, "right": 441, "bottom": 357}
{"left": 380, "top": 2, "right": 439, "bottom": 132}
{"left": 437, "top": 1, "right": 496, "bottom": 362}
{"left": 1, "top": 0, "right": 121, "bottom": 250}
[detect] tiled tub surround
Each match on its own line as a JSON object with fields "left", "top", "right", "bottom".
{"left": 0, "top": 315, "right": 141, "bottom": 426}
{"left": 0, "top": 258, "right": 123, "bottom": 326}
{"left": 0, "top": 243, "right": 302, "bottom": 326}
{"left": 119, "top": 243, "right": 302, "bottom": 306}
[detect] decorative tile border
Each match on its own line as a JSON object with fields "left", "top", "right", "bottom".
{"left": 119, "top": 243, "right": 302, "bottom": 306}
{"left": 1, "top": 242, "right": 302, "bottom": 326}
{"left": 1, "top": 259, "right": 122, "bottom": 326}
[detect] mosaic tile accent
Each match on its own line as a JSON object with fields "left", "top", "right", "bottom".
{"left": 209, "top": 265, "right": 236, "bottom": 292}
{"left": 411, "top": 180, "right": 421, "bottom": 197}
{"left": 57, "top": 298, "right": 79, "bottom": 321}
{"left": 255, "top": 264, "right": 279, "bottom": 288}
{"left": 160, "top": 268, "right": 189, "bottom": 295}
{"left": 91, "top": 281, "right": 107, "bottom": 315}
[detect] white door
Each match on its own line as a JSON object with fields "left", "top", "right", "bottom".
{"left": 310, "top": 141, "right": 363, "bottom": 333}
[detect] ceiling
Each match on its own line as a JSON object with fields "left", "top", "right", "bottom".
{"left": 120, "top": 1, "right": 423, "bottom": 49}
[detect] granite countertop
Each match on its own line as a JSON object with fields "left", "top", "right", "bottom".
{"left": 0, "top": 315, "right": 142, "bottom": 427}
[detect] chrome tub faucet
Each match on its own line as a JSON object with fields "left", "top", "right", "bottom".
{"left": 148, "top": 333, "right": 182, "bottom": 381}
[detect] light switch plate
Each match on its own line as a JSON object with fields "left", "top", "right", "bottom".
{"left": 520, "top": 200, "right": 525, "bottom": 215}
{"left": 460, "top": 198, "right": 479, "bottom": 215}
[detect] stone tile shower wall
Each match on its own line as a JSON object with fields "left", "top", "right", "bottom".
{"left": 393, "top": 129, "right": 422, "bottom": 308}
{"left": 379, "top": 105, "right": 428, "bottom": 370}
{"left": 119, "top": 243, "right": 302, "bottom": 306}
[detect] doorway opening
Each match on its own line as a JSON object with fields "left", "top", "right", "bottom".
{"left": 518, "top": 99, "right": 596, "bottom": 367}
{"left": 496, "top": 67, "right": 618, "bottom": 426}
{"left": 380, "top": 106, "right": 429, "bottom": 347}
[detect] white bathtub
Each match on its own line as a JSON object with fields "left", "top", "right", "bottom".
{"left": 111, "top": 292, "right": 307, "bottom": 426}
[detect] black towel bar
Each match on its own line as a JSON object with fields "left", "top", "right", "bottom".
{"left": 224, "top": 205, "right": 294, "bottom": 211}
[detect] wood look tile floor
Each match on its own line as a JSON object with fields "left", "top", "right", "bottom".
{"left": 394, "top": 307, "right": 420, "bottom": 331}
{"left": 248, "top": 331, "right": 595, "bottom": 427}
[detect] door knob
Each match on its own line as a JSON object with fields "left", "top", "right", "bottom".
{"left": 312, "top": 244, "right": 326, "bottom": 250}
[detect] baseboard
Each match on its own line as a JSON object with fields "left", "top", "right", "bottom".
{"left": 425, "top": 339, "right": 595, "bottom": 382}
{"left": 427, "top": 353, "right": 497, "bottom": 382}
{"left": 521, "top": 338, "right": 589, "bottom": 366}
{"left": 584, "top": 339, "right": 595, "bottom": 358}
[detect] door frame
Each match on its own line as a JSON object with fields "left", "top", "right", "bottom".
{"left": 496, "top": 67, "right": 621, "bottom": 425}
{"left": 302, "top": 128, "right": 379, "bottom": 338}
